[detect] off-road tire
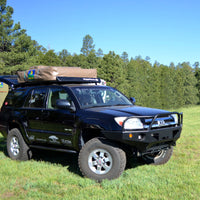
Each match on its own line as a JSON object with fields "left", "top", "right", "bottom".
{"left": 78, "top": 138, "right": 126, "bottom": 181}
{"left": 142, "top": 147, "right": 173, "bottom": 165}
{"left": 7, "top": 128, "right": 32, "bottom": 161}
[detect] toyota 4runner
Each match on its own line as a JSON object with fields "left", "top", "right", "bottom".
{"left": 0, "top": 76, "right": 183, "bottom": 181}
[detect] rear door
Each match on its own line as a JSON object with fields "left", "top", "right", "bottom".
{"left": 24, "top": 87, "right": 48, "bottom": 144}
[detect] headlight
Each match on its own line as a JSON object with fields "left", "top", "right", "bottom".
{"left": 124, "top": 118, "right": 143, "bottom": 129}
{"left": 171, "top": 114, "right": 178, "bottom": 124}
{"left": 115, "top": 117, "right": 143, "bottom": 130}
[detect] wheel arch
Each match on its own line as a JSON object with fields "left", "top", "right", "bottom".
{"left": 8, "top": 120, "right": 29, "bottom": 144}
{"left": 78, "top": 127, "right": 128, "bottom": 154}
{"left": 76, "top": 117, "right": 111, "bottom": 151}
{"left": 78, "top": 127, "right": 104, "bottom": 150}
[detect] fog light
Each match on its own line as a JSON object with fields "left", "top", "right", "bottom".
{"left": 138, "top": 135, "right": 142, "bottom": 140}
{"left": 129, "top": 133, "right": 133, "bottom": 138}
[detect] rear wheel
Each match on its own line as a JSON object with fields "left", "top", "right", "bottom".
{"left": 142, "top": 147, "right": 173, "bottom": 165}
{"left": 7, "top": 128, "right": 32, "bottom": 161}
{"left": 78, "top": 138, "right": 126, "bottom": 181}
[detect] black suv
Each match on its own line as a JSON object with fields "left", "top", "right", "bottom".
{"left": 0, "top": 76, "right": 183, "bottom": 181}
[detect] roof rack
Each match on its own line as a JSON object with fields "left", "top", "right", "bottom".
{"left": 0, "top": 76, "right": 18, "bottom": 88}
{"left": 56, "top": 77, "right": 100, "bottom": 84}
{"left": 0, "top": 76, "right": 101, "bottom": 89}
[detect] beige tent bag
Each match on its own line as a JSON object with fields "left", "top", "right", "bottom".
{"left": 17, "top": 66, "right": 97, "bottom": 83}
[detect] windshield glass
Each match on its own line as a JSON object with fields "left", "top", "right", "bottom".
{"left": 71, "top": 86, "right": 132, "bottom": 108}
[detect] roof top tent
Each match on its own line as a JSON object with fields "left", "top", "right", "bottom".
{"left": 0, "top": 75, "right": 101, "bottom": 89}
{"left": 0, "top": 66, "right": 101, "bottom": 88}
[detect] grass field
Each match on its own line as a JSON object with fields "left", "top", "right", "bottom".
{"left": 0, "top": 106, "right": 199, "bottom": 200}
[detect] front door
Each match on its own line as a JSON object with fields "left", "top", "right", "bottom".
{"left": 40, "top": 86, "right": 76, "bottom": 147}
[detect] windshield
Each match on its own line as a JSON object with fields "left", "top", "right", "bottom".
{"left": 71, "top": 86, "right": 132, "bottom": 108}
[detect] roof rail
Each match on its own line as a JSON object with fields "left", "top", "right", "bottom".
{"left": 0, "top": 75, "right": 101, "bottom": 88}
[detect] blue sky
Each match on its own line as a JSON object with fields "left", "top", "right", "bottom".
{"left": 7, "top": 0, "right": 200, "bottom": 66}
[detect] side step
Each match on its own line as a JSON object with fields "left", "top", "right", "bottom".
{"left": 29, "top": 145, "right": 77, "bottom": 154}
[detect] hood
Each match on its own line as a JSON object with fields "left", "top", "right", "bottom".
{"left": 85, "top": 105, "right": 169, "bottom": 117}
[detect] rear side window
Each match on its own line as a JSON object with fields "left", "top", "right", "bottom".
{"left": 4, "top": 89, "right": 27, "bottom": 107}
{"left": 24, "top": 88, "right": 47, "bottom": 108}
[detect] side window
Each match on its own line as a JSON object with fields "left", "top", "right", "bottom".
{"left": 47, "top": 88, "right": 72, "bottom": 109}
{"left": 24, "top": 88, "right": 47, "bottom": 108}
{"left": 4, "top": 89, "right": 26, "bottom": 107}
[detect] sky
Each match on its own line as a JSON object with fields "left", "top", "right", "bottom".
{"left": 6, "top": 0, "right": 200, "bottom": 66}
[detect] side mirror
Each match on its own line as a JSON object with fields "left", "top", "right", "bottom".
{"left": 56, "top": 99, "right": 76, "bottom": 112}
{"left": 130, "top": 97, "right": 136, "bottom": 105}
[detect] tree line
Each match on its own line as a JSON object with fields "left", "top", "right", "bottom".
{"left": 0, "top": 0, "right": 200, "bottom": 109}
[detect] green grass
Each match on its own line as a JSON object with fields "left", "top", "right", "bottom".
{"left": 0, "top": 106, "right": 200, "bottom": 200}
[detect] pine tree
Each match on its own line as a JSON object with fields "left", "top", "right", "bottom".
{"left": 195, "top": 66, "right": 200, "bottom": 104}
{"left": 0, "top": 0, "right": 43, "bottom": 74}
{"left": 1, "top": 0, "right": 16, "bottom": 52}
{"left": 147, "top": 63, "right": 162, "bottom": 108}
{"left": 121, "top": 51, "right": 129, "bottom": 63}
{"left": 80, "top": 34, "right": 95, "bottom": 56}
{"left": 159, "top": 65, "right": 178, "bottom": 109}
{"left": 58, "top": 49, "right": 71, "bottom": 65}
{"left": 98, "top": 51, "right": 128, "bottom": 94}
{"left": 38, "top": 50, "right": 62, "bottom": 66}
{"left": 174, "top": 67, "right": 185, "bottom": 107}
{"left": 179, "top": 62, "right": 198, "bottom": 105}
{"left": 96, "top": 48, "right": 103, "bottom": 57}
{"left": 127, "top": 58, "right": 151, "bottom": 106}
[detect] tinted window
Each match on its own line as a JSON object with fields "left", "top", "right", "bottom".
{"left": 71, "top": 86, "right": 132, "bottom": 108}
{"left": 5, "top": 88, "right": 27, "bottom": 107}
{"left": 47, "top": 87, "right": 72, "bottom": 109}
{"left": 25, "top": 88, "right": 47, "bottom": 108}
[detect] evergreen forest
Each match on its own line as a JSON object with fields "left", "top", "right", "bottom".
{"left": 1, "top": 0, "right": 200, "bottom": 109}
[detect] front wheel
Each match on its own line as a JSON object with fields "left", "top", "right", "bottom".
{"left": 142, "top": 147, "right": 173, "bottom": 165}
{"left": 78, "top": 138, "right": 126, "bottom": 181}
{"left": 7, "top": 128, "right": 32, "bottom": 161}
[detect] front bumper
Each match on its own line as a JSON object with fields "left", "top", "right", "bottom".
{"left": 122, "top": 125, "right": 182, "bottom": 153}
{"left": 103, "top": 112, "right": 183, "bottom": 153}
{"left": 103, "top": 125, "right": 182, "bottom": 153}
